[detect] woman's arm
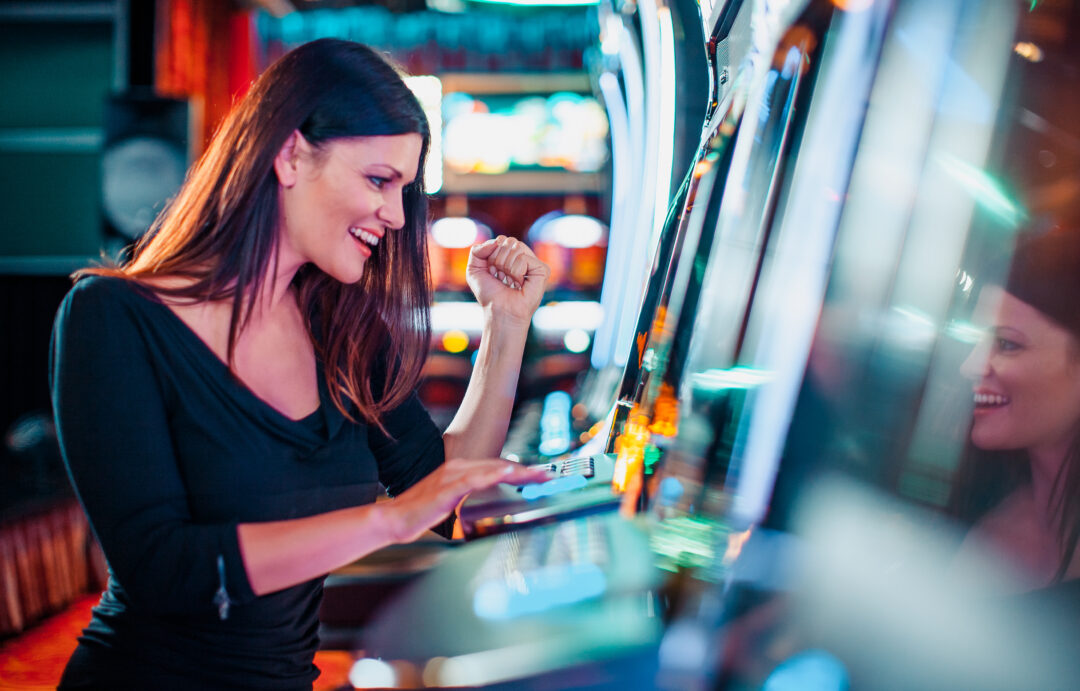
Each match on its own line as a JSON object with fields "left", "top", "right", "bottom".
{"left": 53, "top": 278, "right": 550, "bottom": 605}
{"left": 442, "top": 236, "right": 550, "bottom": 460}
{"left": 51, "top": 279, "right": 259, "bottom": 615}
{"left": 237, "top": 458, "right": 549, "bottom": 595}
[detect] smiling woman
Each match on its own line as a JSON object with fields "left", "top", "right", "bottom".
{"left": 276, "top": 133, "right": 424, "bottom": 286}
{"left": 952, "top": 226, "right": 1080, "bottom": 589}
{"left": 49, "top": 38, "right": 551, "bottom": 690}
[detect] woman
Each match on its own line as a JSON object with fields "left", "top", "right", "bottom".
{"left": 50, "top": 39, "right": 551, "bottom": 689}
{"left": 953, "top": 225, "right": 1080, "bottom": 589}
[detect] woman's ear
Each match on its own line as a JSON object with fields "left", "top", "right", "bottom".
{"left": 274, "top": 130, "right": 305, "bottom": 188}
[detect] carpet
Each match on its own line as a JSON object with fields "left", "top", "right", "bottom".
{"left": 0, "top": 595, "right": 353, "bottom": 690}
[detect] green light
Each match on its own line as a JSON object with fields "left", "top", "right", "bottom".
{"left": 644, "top": 444, "right": 661, "bottom": 472}
{"left": 650, "top": 516, "right": 725, "bottom": 573}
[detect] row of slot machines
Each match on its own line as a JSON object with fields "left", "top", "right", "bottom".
{"left": 344, "top": 0, "right": 1080, "bottom": 688}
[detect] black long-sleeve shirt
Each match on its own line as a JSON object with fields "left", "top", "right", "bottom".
{"left": 50, "top": 275, "right": 446, "bottom": 690}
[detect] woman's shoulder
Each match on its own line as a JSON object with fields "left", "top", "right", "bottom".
{"left": 66, "top": 273, "right": 155, "bottom": 303}
{"left": 57, "top": 274, "right": 161, "bottom": 330}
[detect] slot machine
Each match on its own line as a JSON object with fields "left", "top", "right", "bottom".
{"left": 354, "top": 0, "right": 861, "bottom": 683}
{"left": 458, "top": 0, "right": 762, "bottom": 537}
{"left": 499, "top": 0, "right": 712, "bottom": 462}
{"left": 661, "top": 1, "right": 1080, "bottom": 689}
{"left": 350, "top": 0, "right": 1080, "bottom": 688}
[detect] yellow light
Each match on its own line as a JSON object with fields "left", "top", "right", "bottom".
{"left": 442, "top": 330, "right": 469, "bottom": 353}
{"left": 1014, "top": 41, "right": 1043, "bottom": 63}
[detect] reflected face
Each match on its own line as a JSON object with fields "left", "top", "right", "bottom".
{"left": 277, "top": 133, "right": 422, "bottom": 284}
{"left": 961, "top": 286, "right": 1080, "bottom": 456}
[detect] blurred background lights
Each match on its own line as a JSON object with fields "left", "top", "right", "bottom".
{"left": 1013, "top": 41, "right": 1044, "bottom": 62}
{"left": 430, "top": 217, "right": 488, "bottom": 248}
{"left": 532, "top": 301, "right": 605, "bottom": 333}
{"left": 935, "top": 154, "right": 1027, "bottom": 228}
{"left": 443, "top": 92, "right": 608, "bottom": 175}
{"left": 348, "top": 658, "right": 397, "bottom": 689}
{"left": 762, "top": 649, "right": 850, "bottom": 691}
{"left": 441, "top": 329, "right": 470, "bottom": 354}
{"left": 563, "top": 328, "right": 591, "bottom": 353}
{"left": 690, "top": 367, "right": 774, "bottom": 392}
{"left": 945, "top": 319, "right": 985, "bottom": 345}
{"left": 544, "top": 214, "right": 607, "bottom": 248}
{"left": 404, "top": 76, "right": 442, "bottom": 194}
{"left": 472, "top": 563, "right": 607, "bottom": 620}
{"left": 465, "top": 0, "right": 599, "bottom": 5}
{"left": 600, "top": 14, "right": 622, "bottom": 56}
{"left": 430, "top": 302, "right": 486, "bottom": 333}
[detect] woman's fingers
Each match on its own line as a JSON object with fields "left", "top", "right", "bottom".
{"left": 387, "top": 459, "right": 556, "bottom": 543}
{"left": 446, "top": 457, "right": 552, "bottom": 491}
{"left": 469, "top": 238, "right": 499, "bottom": 261}
{"left": 473, "top": 236, "right": 540, "bottom": 289}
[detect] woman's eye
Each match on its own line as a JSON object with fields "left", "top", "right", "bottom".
{"left": 996, "top": 337, "right": 1020, "bottom": 352}
{"left": 368, "top": 176, "right": 389, "bottom": 190}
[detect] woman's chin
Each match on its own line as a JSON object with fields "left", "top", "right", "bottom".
{"left": 970, "top": 432, "right": 1019, "bottom": 452}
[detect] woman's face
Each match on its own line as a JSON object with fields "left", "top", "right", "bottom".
{"left": 961, "top": 286, "right": 1080, "bottom": 456}
{"left": 275, "top": 132, "right": 423, "bottom": 284}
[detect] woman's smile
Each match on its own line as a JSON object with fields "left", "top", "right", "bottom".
{"left": 963, "top": 286, "right": 1080, "bottom": 456}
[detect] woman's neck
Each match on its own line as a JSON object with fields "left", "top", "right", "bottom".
{"left": 1027, "top": 442, "right": 1070, "bottom": 534}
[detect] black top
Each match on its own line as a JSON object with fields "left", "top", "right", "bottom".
{"left": 49, "top": 276, "right": 447, "bottom": 690}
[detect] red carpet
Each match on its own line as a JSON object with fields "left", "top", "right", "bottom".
{"left": 0, "top": 595, "right": 353, "bottom": 690}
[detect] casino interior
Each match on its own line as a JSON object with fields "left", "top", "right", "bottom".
{"left": 2, "top": 0, "right": 1080, "bottom": 688}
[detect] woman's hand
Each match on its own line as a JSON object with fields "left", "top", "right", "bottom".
{"left": 466, "top": 236, "right": 549, "bottom": 326}
{"left": 380, "top": 459, "right": 553, "bottom": 543}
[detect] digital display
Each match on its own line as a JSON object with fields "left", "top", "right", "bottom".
{"left": 442, "top": 91, "right": 609, "bottom": 175}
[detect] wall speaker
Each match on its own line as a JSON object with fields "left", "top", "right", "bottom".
{"left": 101, "top": 92, "right": 190, "bottom": 243}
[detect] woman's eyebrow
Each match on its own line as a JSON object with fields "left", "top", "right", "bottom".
{"left": 993, "top": 325, "right": 1026, "bottom": 339}
{"left": 366, "top": 164, "right": 403, "bottom": 179}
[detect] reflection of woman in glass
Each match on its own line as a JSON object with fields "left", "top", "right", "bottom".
{"left": 952, "top": 226, "right": 1080, "bottom": 589}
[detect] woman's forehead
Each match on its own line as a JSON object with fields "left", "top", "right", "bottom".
{"left": 328, "top": 134, "right": 422, "bottom": 178}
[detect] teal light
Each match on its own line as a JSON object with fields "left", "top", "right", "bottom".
{"left": 945, "top": 319, "right": 985, "bottom": 345}
{"left": 690, "top": 366, "right": 774, "bottom": 393}
{"left": 467, "top": 0, "right": 598, "bottom": 4}
{"left": 936, "top": 154, "right": 1027, "bottom": 228}
{"left": 473, "top": 563, "right": 607, "bottom": 620}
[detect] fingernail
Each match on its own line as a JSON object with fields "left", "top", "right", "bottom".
{"left": 489, "top": 267, "right": 497, "bottom": 277}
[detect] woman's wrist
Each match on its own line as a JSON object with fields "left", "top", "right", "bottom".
{"left": 370, "top": 500, "right": 407, "bottom": 546}
{"left": 482, "top": 305, "right": 532, "bottom": 336}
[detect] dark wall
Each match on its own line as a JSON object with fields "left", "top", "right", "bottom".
{"left": 0, "top": 19, "right": 115, "bottom": 257}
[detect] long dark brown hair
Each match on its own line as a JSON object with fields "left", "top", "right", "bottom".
{"left": 949, "top": 226, "right": 1080, "bottom": 582}
{"left": 79, "top": 39, "right": 432, "bottom": 429}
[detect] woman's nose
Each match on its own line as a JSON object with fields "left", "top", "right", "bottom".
{"left": 960, "top": 339, "right": 991, "bottom": 380}
{"left": 378, "top": 192, "right": 406, "bottom": 231}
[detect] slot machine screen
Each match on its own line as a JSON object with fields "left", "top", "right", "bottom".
{"left": 442, "top": 91, "right": 609, "bottom": 178}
